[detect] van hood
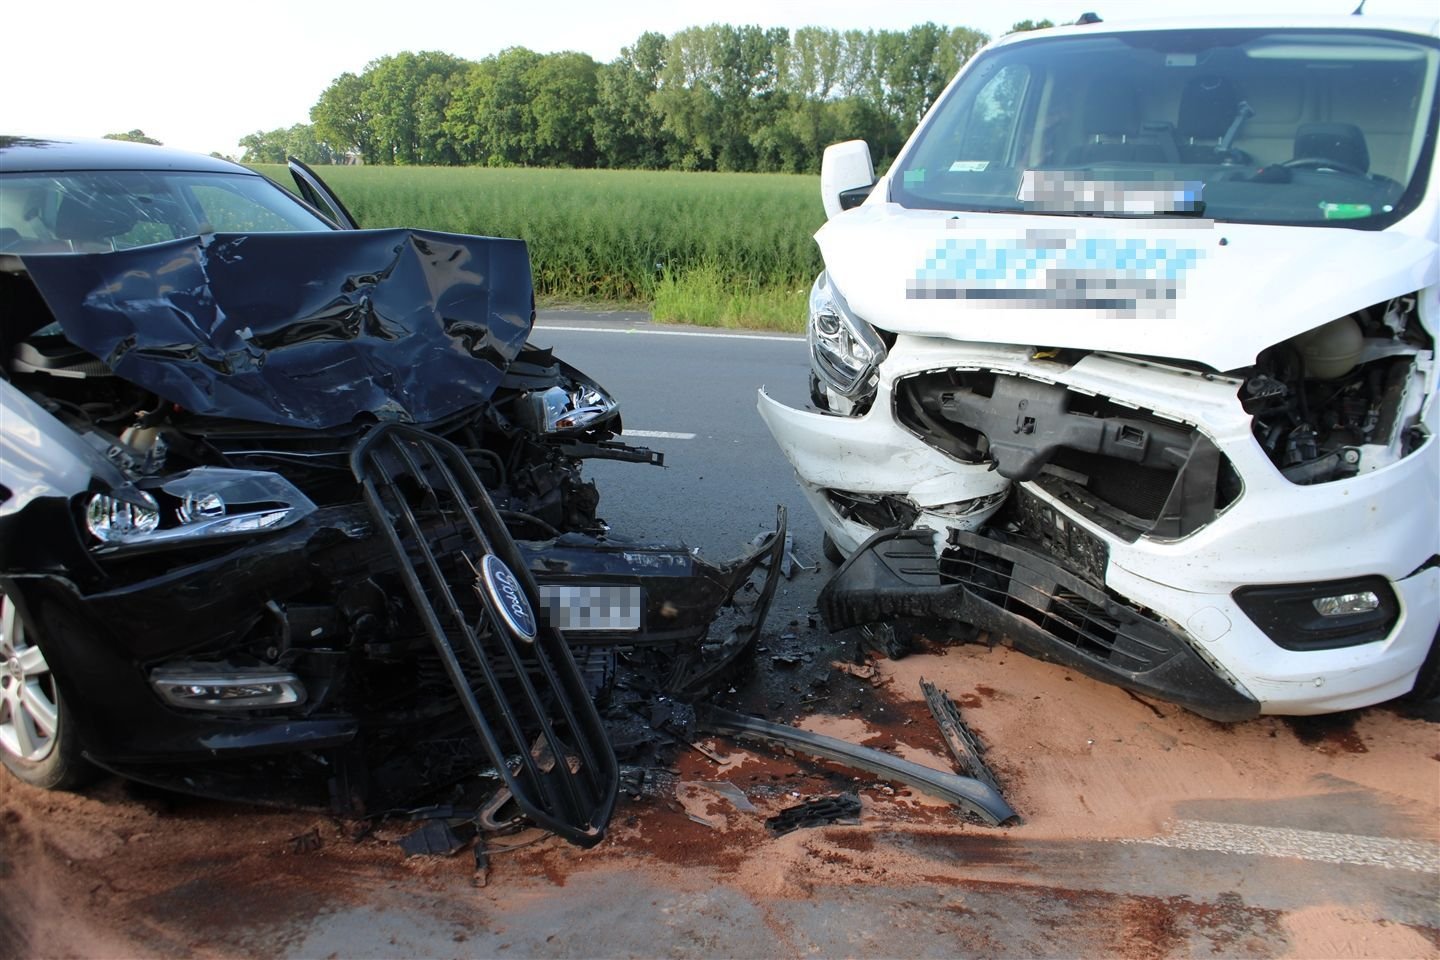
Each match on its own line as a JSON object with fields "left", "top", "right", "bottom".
{"left": 818, "top": 205, "right": 1438, "bottom": 372}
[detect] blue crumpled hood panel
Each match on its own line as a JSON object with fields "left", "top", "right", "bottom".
{"left": 21, "top": 228, "right": 534, "bottom": 429}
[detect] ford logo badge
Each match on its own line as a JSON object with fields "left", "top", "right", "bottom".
{"left": 477, "top": 554, "right": 538, "bottom": 643}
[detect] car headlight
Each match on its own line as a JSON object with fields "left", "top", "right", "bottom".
{"left": 807, "top": 271, "right": 886, "bottom": 408}
{"left": 519, "top": 382, "right": 618, "bottom": 434}
{"left": 84, "top": 468, "right": 316, "bottom": 554}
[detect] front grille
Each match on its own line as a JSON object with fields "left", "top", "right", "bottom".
{"left": 939, "top": 532, "right": 1172, "bottom": 673}
{"left": 1012, "top": 485, "right": 1108, "bottom": 586}
{"left": 895, "top": 368, "right": 1237, "bottom": 543}
{"left": 352, "top": 424, "right": 617, "bottom": 846}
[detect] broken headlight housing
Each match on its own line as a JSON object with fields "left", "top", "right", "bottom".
{"left": 84, "top": 468, "right": 316, "bottom": 554}
{"left": 807, "top": 270, "right": 886, "bottom": 413}
{"left": 516, "top": 380, "right": 619, "bottom": 434}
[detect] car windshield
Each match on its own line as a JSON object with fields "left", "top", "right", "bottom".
{"left": 0, "top": 170, "right": 334, "bottom": 253}
{"left": 891, "top": 27, "right": 1440, "bottom": 228}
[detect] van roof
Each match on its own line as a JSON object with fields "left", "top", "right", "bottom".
{"left": 988, "top": 15, "right": 1440, "bottom": 50}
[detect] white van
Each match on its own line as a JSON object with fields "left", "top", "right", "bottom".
{"left": 759, "top": 16, "right": 1440, "bottom": 719}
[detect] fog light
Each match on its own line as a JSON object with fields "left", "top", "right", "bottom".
{"left": 1233, "top": 576, "right": 1398, "bottom": 651}
{"left": 1312, "top": 592, "right": 1381, "bottom": 617}
{"left": 151, "top": 669, "right": 306, "bottom": 710}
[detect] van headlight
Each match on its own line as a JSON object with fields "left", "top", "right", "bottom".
{"left": 84, "top": 468, "right": 316, "bottom": 554}
{"left": 807, "top": 271, "right": 886, "bottom": 410}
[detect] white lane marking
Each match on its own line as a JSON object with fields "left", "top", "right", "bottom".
{"left": 1127, "top": 820, "right": 1440, "bottom": 873}
{"left": 623, "top": 430, "right": 696, "bottom": 440}
{"left": 536, "top": 324, "right": 803, "bottom": 344}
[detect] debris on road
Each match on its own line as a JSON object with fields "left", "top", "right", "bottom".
{"left": 921, "top": 678, "right": 1005, "bottom": 797}
{"left": 766, "top": 793, "right": 862, "bottom": 835}
{"left": 693, "top": 703, "right": 1017, "bottom": 826}
{"left": 398, "top": 819, "right": 471, "bottom": 858}
{"left": 679, "top": 780, "right": 757, "bottom": 814}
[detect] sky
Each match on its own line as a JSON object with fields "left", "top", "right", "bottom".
{"left": 9, "top": 0, "right": 1438, "bottom": 157}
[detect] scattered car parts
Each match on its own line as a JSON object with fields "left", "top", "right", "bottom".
{"left": 766, "top": 793, "right": 862, "bottom": 835}
{"left": 694, "top": 703, "right": 1017, "bottom": 826}
{"left": 920, "top": 679, "right": 1003, "bottom": 796}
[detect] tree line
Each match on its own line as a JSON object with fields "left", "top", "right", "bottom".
{"left": 238, "top": 22, "right": 1054, "bottom": 173}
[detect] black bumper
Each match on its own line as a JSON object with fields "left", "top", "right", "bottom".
{"left": 819, "top": 528, "right": 1259, "bottom": 723}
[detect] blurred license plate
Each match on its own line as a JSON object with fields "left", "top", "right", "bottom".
{"left": 537, "top": 584, "right": 643, "bottom": 632}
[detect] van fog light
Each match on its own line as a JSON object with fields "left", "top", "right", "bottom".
{"left": 1233, "top": 576, "right": 1397, "bottom": 651}
{"left": 1312, "top": 592, "right": 1381, "bottom": 617}
{"left": 151, "top": 669, "right": 306, "bottom": 710}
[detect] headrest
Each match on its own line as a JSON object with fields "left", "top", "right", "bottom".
{"left": 1178, "top": 75, "right": 1239, "bottom": 140}
{"left": 1080, "top": 76, "right": 1139, "bottom": 136}
{"left": 1293, "top": 122, "right": 1369, "bottom": 173}
{"left": 53, "top": 191, "right": 139, "bottom": 242}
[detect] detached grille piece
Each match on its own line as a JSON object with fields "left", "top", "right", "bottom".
{"left": 940, "top": 532, "right": 1170, "bottom": 673}
{"left": 352, "top": 424, "right": 617, "bottom": 846}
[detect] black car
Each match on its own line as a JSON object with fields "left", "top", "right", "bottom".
{"left": 0, "top": 136, "right": 782, "bottom": 845}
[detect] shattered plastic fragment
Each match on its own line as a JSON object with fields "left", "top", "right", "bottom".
{"left": 766, "top": 794, "right": 862, "bottom": 835}
{"left": 399, "top": 820, "right": 467, "bottom": 858}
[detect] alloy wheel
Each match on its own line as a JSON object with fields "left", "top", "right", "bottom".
{"left": 0, "top": 594, "right": 59, "bottom": 763}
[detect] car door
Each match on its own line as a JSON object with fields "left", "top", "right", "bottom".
{"left": 287, "top": 158, "right": 359, "bottom": 230}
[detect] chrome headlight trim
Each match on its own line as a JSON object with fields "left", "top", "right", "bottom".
{"left": 85, "top": 468, "right": 316, "bottom": 554}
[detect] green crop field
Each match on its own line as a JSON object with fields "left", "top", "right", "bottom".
{"left": 250, "top": 164, "right": 825, "bottom": 331}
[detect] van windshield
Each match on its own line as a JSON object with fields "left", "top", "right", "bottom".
{"left": 890, "top": 28, "right": 1440, "bottom": 228}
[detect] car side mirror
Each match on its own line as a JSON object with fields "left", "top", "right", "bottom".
{"left": 821, "top": 140, "right": 877, "bottom": 220}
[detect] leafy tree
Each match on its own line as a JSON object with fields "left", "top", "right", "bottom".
{"left": 295, "top": 18, "right": 1015, "bottom": 172}
{"left": 311, "top": 72, "right": 376, "bottom": 163}
{"left": 238, "top": 129, "right": 288, "bottom": 164}
{"left": 527, "top": 52, "right": 600, "bottom": 167}
{"left": 239, "top": 125, "right": 335, "bottom": 165}
{"left": 360, "top": 51, "right": 470, "bottom": 164}
{"left": 103, "top": 129, "right": 161, "bottom": 145}
{"left": 483, "top": 47, "right": 545, "bottom": 165}
{"left": 592, "top": 33, "right": 670, "bottom": 168}
{"left": 1008, "top": 19, "right": 1056, "bottom": 33}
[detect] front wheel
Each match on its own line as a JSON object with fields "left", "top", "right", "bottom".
{"left": 1403, "top": 626, "right": 1440, "bottom": 703}
{"left": 0, "top": 591, "right": 92, "bottom": 790}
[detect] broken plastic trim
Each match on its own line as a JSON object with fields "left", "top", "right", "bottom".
{"left": 693, "top": 703, "right": 1017, "bottom": 826}
{"left": 660, "top": 506, "right": 787, "bottom": 696}
{"left": 921, "top": 679, "right": 1003, "bottom": 795}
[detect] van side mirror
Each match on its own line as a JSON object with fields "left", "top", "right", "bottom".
{"left": 821, "top": 140, "right": 877, "bottom": 220}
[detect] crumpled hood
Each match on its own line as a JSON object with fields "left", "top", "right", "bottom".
{"left": 19, "top": 229, "right": 534, "bottom": 429}
{"left": 819, "top": 205, "right": 1438, "bottom": 371}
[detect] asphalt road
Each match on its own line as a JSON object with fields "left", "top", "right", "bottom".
{"left": 532, "top": 309, "right": 813, "bottom": 554}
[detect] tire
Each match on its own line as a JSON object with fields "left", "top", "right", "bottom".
{"left": 1403, "top": 626, "right": 1440, "bottom": 703}
{"left": 0, "top": 590, "right": 92, "bottom": 790}
{"left": 822, "top": 533, "right": 846, "bottom": 566}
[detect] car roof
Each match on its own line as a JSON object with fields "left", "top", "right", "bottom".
{"left": 0, "top": 136, "right": 255, "bottom": 175}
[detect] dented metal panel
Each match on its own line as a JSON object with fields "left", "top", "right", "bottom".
{"left": 18, "top": 229, "right": 534, "bottom": 429}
